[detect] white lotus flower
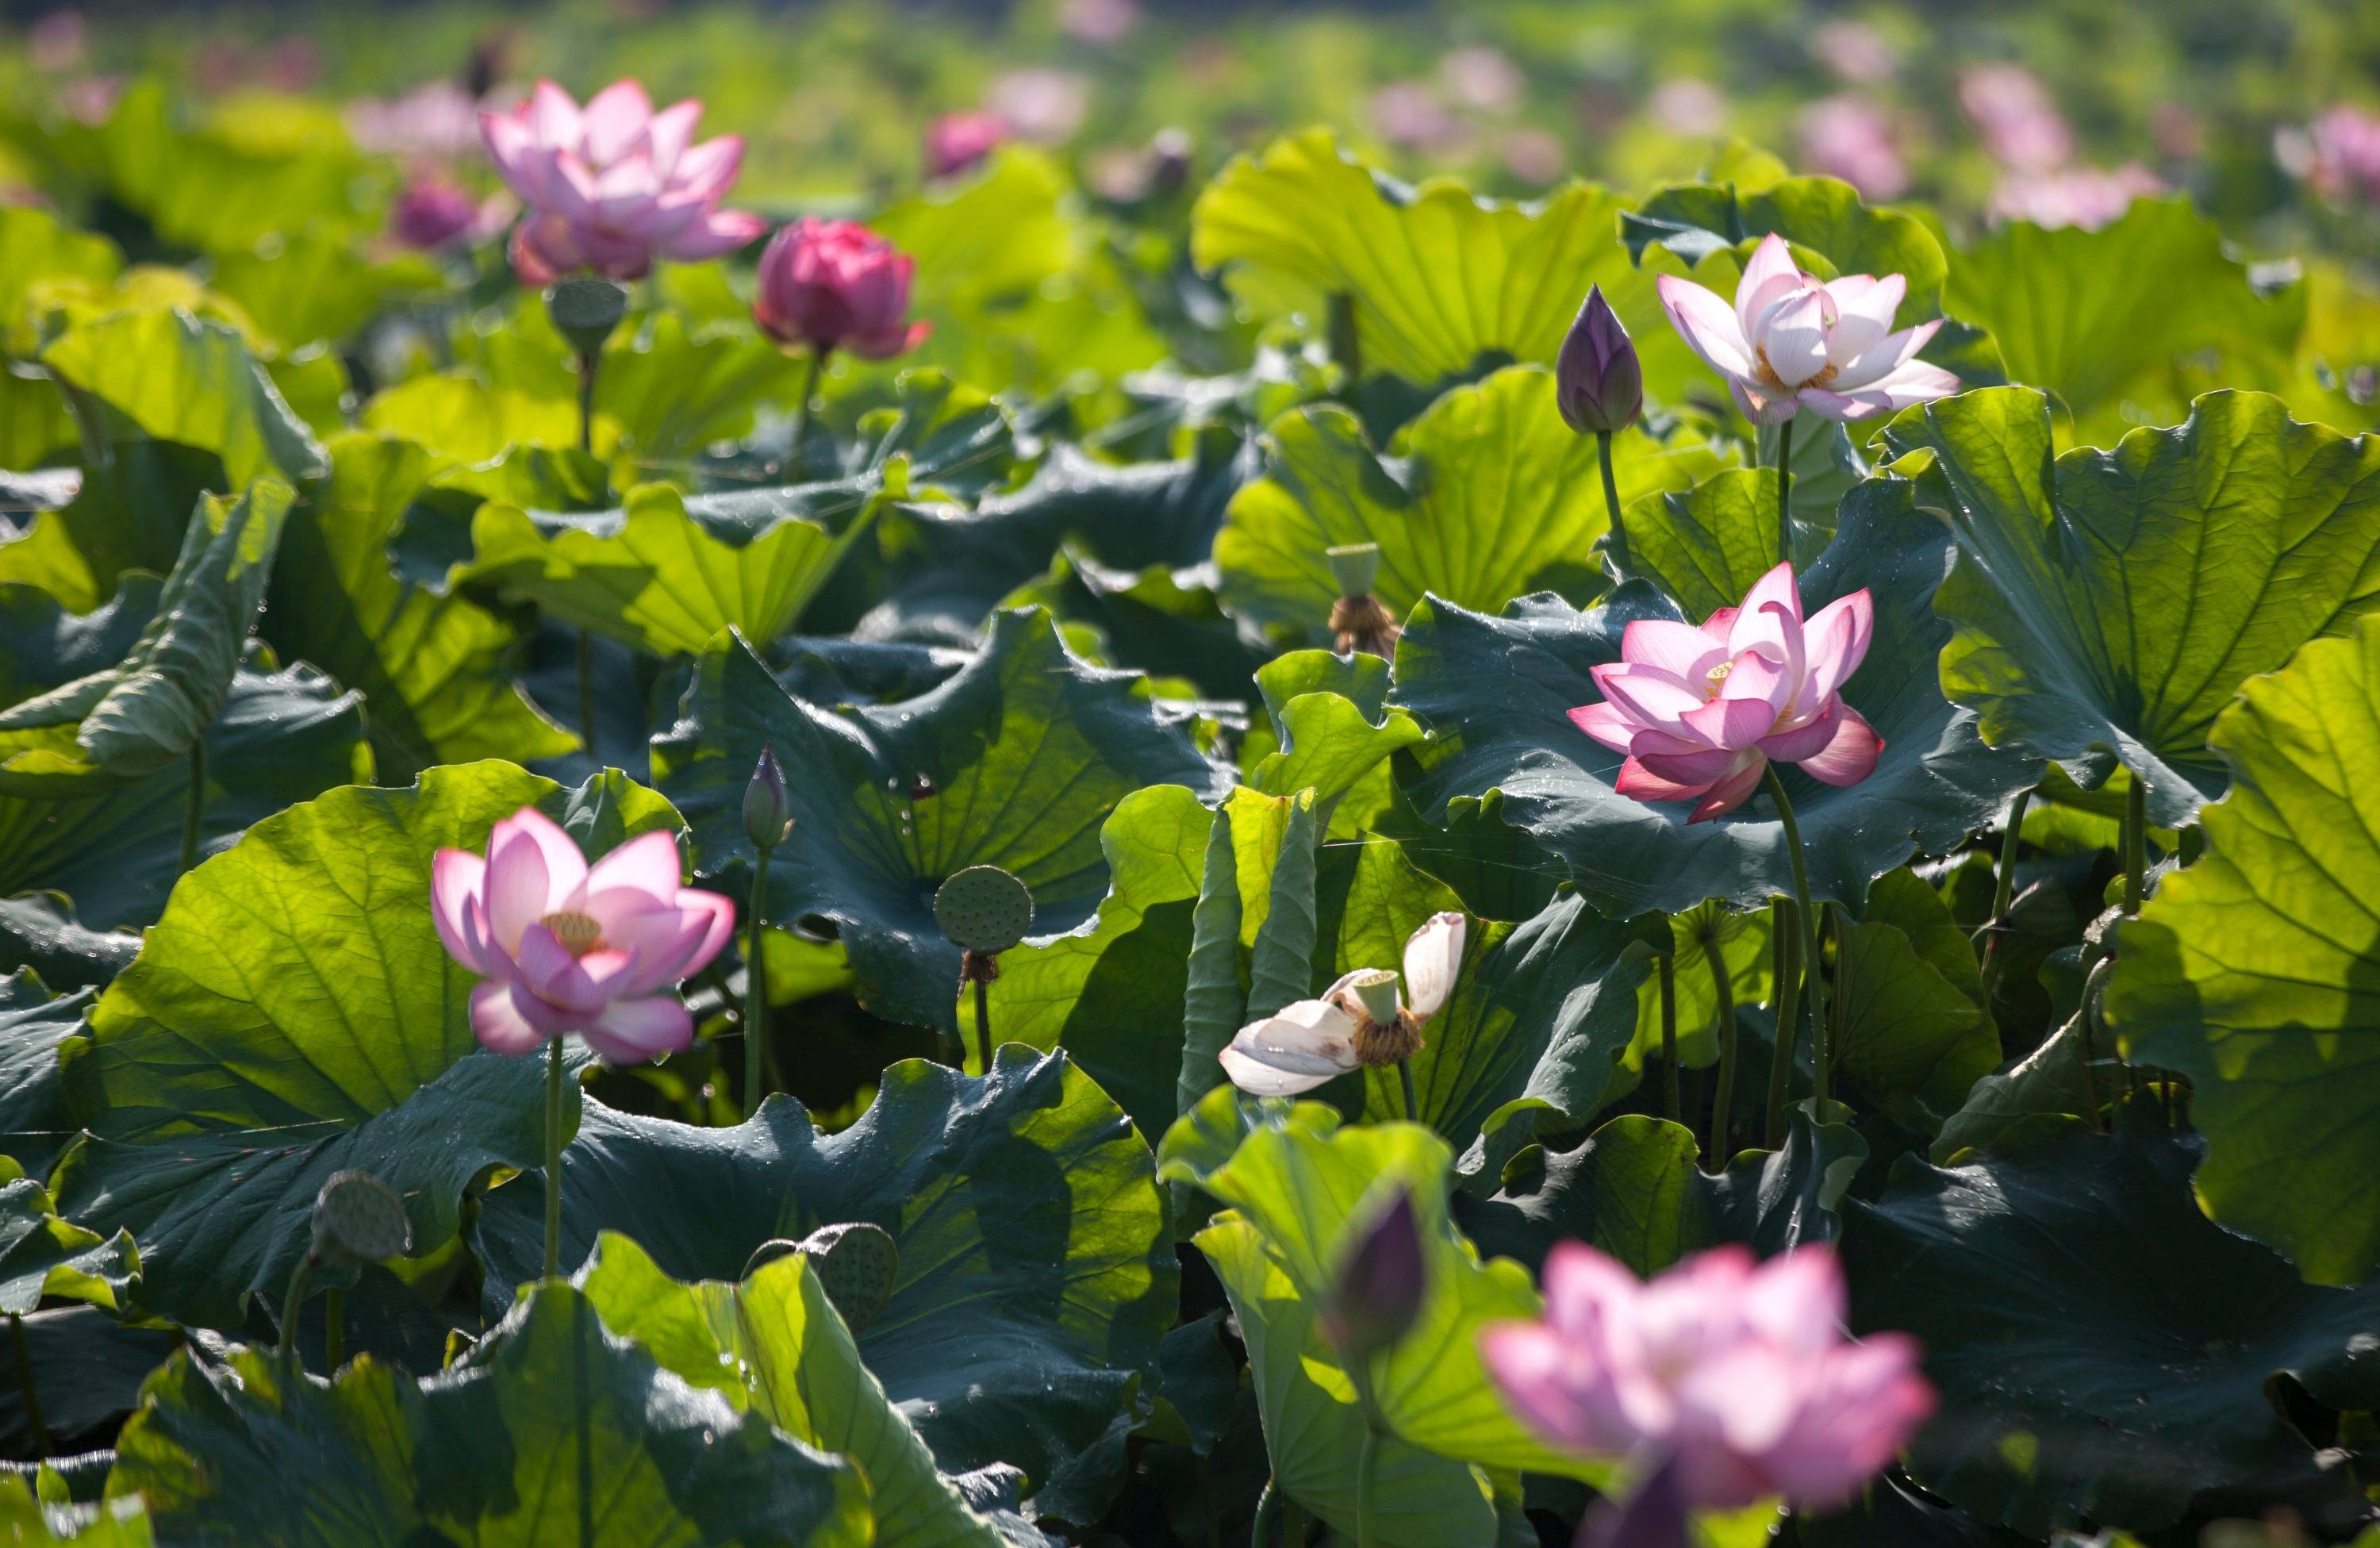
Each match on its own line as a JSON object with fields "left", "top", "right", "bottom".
{"left": 1219, "top": 912, "right": 1468, "bottom": 1096}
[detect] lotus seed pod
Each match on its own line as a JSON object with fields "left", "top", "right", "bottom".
{"left": 547, "top": 277, "right": 628, "bottom": 358}
{"left": 797, "top": 1221, "right": 900, "bottom": 1335}
{"left": 1325, "top": 542, "right": 1380, "bottom": 600}
{"left": 1344, "top": 968, "right": 1403, "bottom": 1028}
{"left": 309, "top": 1170, "right": 412, "bottom": 1267}
{"left": 934, "top": 866, "right": 1035, "bottom": 953}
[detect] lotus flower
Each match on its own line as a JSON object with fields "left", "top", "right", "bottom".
{"left": 1656, "top": 232, "right": 1957, "bottom": 424}
{"left": 1988, "top": 163, "right": 2165, "bottom": 231}
{"left": 389, "top": 173, "right": 510, "bottom": 252}
{"left": 752, "top": 217, "right": 931, "bottom": 361}
{"left": 1795, "top": 95, "right": 1908, "bottom": 200}
{"left": 481, "top": 79, "right": 765, "bottom": 285}
{"left": 1958, "top": 63, "right": 2073, "bottom": 173}
{"left": 924, "top": 110, "right": 1008, "bottom": 180}
{"left": 1568, "top": 562, "right": 1879, "bottom": 822}
{"left": 1480, "top": 1243, "right": 1933, "bottom": 1512}
{"left": 1219, "top": 912, "right": 1465, "bottom": 1096}
{"left": 2278, "top": 106, "right": 2380, "bottom": 210}
{"left": 432, "top": 808, "right": 735, "bottom": 1063}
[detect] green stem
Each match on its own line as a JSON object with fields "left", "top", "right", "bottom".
{"left": 1657, "top": 949, "right": 1682, "bottom": 1130}
{"left": 575, "top": 350, "right": 597, "bottom": 455}
{"left": 323, "top": 1288, "right": 345, "bottom": 1372}
{"left": 1353, "top": 1424, "right": 1380, "bottom": 1548}
{"left": 543, "top": 1035, "right": 566, "bottom": 1280}
{"left": 743, "top": 846, "right": 773, "bottom": 1120}
{"left": 973, "top": 974, "right": 993, "bottom": 1074}
{"left": 1280, "top": 1498, "right": 1307, "bottom": 1547}
{"left": 1596, "top": 430, "right": 1630, "bottom": 575}
{"left": 1396, "top": 1059, "right": 1419, "bottom": 1124}
{"left": 789, "top": 348, "right": 827, "bottom": 462}
{"left": 1774, "top": 416, "right": 1796, "bottom": 567}
{"left": 278, "top": 1253, "right": 315, "bottom": 1376}
{"left": 1763, "top": 897, "right": 1801, "bottom": 1148}
{"left": 1763, "top": 765, "right": 1829, "bottom": 1114}
{"left": 1327, "top": 291, "right": 1361, "bottom": 385}
{"left": 10, "top": 1312, "right": 50, "bottom": 1458}
{"left": 179, "top": 739, "right": 206, "bottom": 874}
{"left": 1706, "top": 934, "right": 1739, "bottom": 1166}
{"left": 2122, "top": 777, "right": 2148, "bottom": 916}
{"left": 1978, "top": 787, "right": 2034, "bottom": 1001}
{"left": 574, "top": 629, "right": 598, "bottom": 760}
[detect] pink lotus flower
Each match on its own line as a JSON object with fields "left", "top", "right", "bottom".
{"left": 1987, "top": 163, "right": 2165, "bottom": 231}
{"left": 752, "top": 217, "right": 931, "bottom": 361}
{"left": 2278, "top": 105, "right": 2380, "bottom": 210}
{"left": 1958, "top": 63, "right": 2073, "bottom": 173}
{"left": 924, "top": 110, "right": 1008, "bottom": 181}
{"left": 1568, "top": 562, "right": 1880, "bottom": 822}
{"left": 1795, "top": 95, "right": 1908, "bottom": 201}
{"left": 1480, "top": 1243, "right": 1933, "bottom": 1512}
{"left": 389, "top": 172, "right": 512, "bottom": 252}
{"left": 432, "top": 808, "right": 734, "bottom": 1064}
{"left": 481, "top": 79, "right": 765, "bottom": 285}
{"left": 1219, "top": 912, "right": 1465, "bottom": 1095}
{"left": 1656, "top": 232, "right": 1957, "bottom": 424}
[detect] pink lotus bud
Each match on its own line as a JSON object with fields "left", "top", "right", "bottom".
{"left": 924, "top": 110, "right": 1008, "bottom": 181}
{"left": 1555, "top": 285, "right": 1642, "bottom": 436}
{"left": 389, "top": 175, "right": 483, "bottom": 252}
{"left": 1322, "top": 1188, "right": 1427, "bottom": 1364}
{"left": 751, "top": 217, "right": 931, "bottom": 362}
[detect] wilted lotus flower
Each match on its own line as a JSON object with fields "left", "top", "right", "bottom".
{"left": 481, "top": 79, "right": 766, "bottom": 285}
{"left": 1656, "top": 231, "right": 1957, "bottom": 424}
{"left": 752, "top": 217, "right": 931, "bottom": 361}
{"left": 433, "top": 808, "right": 735, "bottom": 1062}
{"left": 1480, "top": 1243, "right": 1933, "bottom": 1512}
{"left": 1219, "top": 912, "right": 1465, "bottom": 1095}
{"left": 1569, "top": 562, "right": 1879, "bottom": 822}
{"left": 1556, "top": 285, "right": 1642, "bottom": 436}
{"left": 924, "top": 110, "right": 1008, "bottom": 180}
{"left": 1988, "top": 163, "right": 2165, "bottom": 231}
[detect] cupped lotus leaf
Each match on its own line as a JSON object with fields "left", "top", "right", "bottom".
{"left": 575, "top": 1231, "right": 1015, "bottom": 1548}
{"left": 2103, "top": 612, "right": 2380, "bottom": 1285}
{"left": 1217, "top": 366, "right": 1729, "bottom": 645}
{"left": 1191, "top": 129, "right": 1696, "bottom": 397}
{"left": 107, "top": 1284, "right": 873, "bottom": 1546}
{"left": 654, "top": 609, "right": 1223, "bottom": 1033}
{"left": 1879, "top": 387, "right": 2380, "bottom": 828}
{"left": 1841, "top": 1116, "right": 2380, "bottom": 1536}
{"left": 1944, "top": 201, "right": 2302, "bottom": 438}
{"left": 474, "top": 1050, "right": 1177, "bottom": 1525}
{"left": 0, "top": 482, "right": 293, "bottom": 796}
{"left": 0, "top": 970, "right": 92, "bottom": 1177}
{"left": 48, "top": 763, "right": 678, "bottom": 1327}
{"left": 0, "top": 1157, "right": 136, "bottom": 1315}
{"left": 40, "top": 309, "right": 328, "bottom": 488}
{"left": 1390, "top": 482, "right": 2037, "bottom": 917}
{"left": 262, "top": 433, "right": 574, "bottom": 782}
{"left": 1157, "top": 1089, "right": 1607, "bottom": 1484}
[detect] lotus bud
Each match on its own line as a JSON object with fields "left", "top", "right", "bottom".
{"left": 743, "top": 745, "right": 793, "bottom": 849}
{"left": 309, "top": 1170, "right": 413, "bottom": 1269}
{"left": 547, "top": 277, "right": 628, "bottom": 360}
{"left": 1322, "top": 1186, "right": 1426, "bottom": 1365}
{"left": 1556, "top": 285, "right": 1643, "bottom": 436}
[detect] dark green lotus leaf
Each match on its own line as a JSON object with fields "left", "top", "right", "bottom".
{"left": 2103, "top": 613, "right": 2380, "bottom": 1285}
{"left": 999, "top": 541, "right": 1265, "bottom": 702}
{"left": 654, "top": 608, "right": 1223, "bottom": 1033}
{"left": 1610, "top": 467, "right": 1825, "bottom": 624}
{"left": 1879, "top": 388, "right": 2380, "bottom": 827}
{"left": 0, "top": 436, "right": 221, "bottom": 613}
{"left": 0, "top": 1157, "right": 135, "bottom": 1315}
{"left": 0, "top": 1304, "right": 180, "bottom": 1456}
{"left": 1841, "top": 1116, "right": 2380, "bottom": 1536}
{"left": 1, "top": 969, "right": 91, "bottom": 1178}
{"left": 1832, "top": 914, "right": 1999, "bottom": 1135}
{"left": 48, "top": 764, "right": 677, "bottom": 1327}
{"left": 474, "top": 1049, "right": 1177, "bottom": 1523}
{"left": 1217, "top": 366, "right": 1727, "bottom": 647}
{"left": 1929, "top": 1008, "right": 2100, "bottom": 1165}
{"left": 0, "top": 897, "right": 140, "bottom": 997}
{"left": 108, "top": 1283, "right": 871, "bottom": 1546}
{"left": 40, "top": 309, "right": 328, "bottom": 490}
{"left": 1457, "top": 1109, "right": 1866, "bottom": 1277}
{"left": 1391, "top": 483, "right": 2038, "bottom": 917}
{"left": 1800, "top": 1474, "right": 2037, "bottom": 1548}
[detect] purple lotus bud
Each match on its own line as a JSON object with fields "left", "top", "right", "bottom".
{"left": 1556, "top": 284, "right": 1643, "bottom": 436}
{"left": 1322, "top": 1187, "right": 1427, "bottom": 1364}
{"left": 743, "top": 745, "right": 793, "bottom": 848}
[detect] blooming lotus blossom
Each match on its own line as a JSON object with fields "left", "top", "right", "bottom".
{"left": 481, "top": 79, "right": 765, "bottom": 285}
{"left": 752, "top": 218, "right": 931, "bottom": 361}
{"left": 433, "top": 808, "right": 735, "bottom": 1063}
{"left": 1480, "top": 1243, "right": 1933, "bottom": 1512}
{"left": 1656, "top": 231, "right": 1958, "bottom": 424}
{"left": 1569, "top": 562, "right": 1880, "bottom": 822}
{"left": 1988, "top": 163, "right": 2165, "bottom": 231}
{"left": 924, "top": 110, "right": 1008, "bottom": 180}
{"left": 1219, "top": 912, "right": 1465, "bottom": 1096}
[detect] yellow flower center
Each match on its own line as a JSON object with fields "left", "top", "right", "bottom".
{"left": 540, "top": 911, "right": 605, "bottom": 957}
{"left": 1704, "top": 659, "right": 1733, "bottom": 697}
{"left": 1752, "top": 344, "right": 1840, "bottom": 392}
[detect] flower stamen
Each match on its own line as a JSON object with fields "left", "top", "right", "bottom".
{"left": 540, "top": 911, "right": 605, "bottom": 957}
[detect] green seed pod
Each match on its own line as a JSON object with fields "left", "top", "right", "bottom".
{"left": 1325, "top": 542, "right": 1380, "bottom": 600}
{"left": 934, "top": 865, "right": 1035, "bottom": 954}
{"left": 547, "top": 278, "right": 628, "bottom": 358}
{"left": 309, "top": 1170, "right": 413, "bottom": 1268}
{"left": 797, "top": 1221, "right": 900, "bottom": 1335}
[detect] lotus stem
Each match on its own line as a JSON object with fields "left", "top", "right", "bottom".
{"left": 1596, "top": 430, "right": 1630, "bottom": 575}
{"left": 323, "top": 1288, "right": 344, "bottom": 1372}
{"left": 1396, "top": 1059, "right": 1419, "bottom": 1125}
{"left": 2122, "top": 778, "right": 2148, "bottom": 916}
{"left": 179, "top": 740, "right": 205, "bottom": 874}
{"left": 543, "top": 1034, "right": 565, "bottom": 1280}
{"left": 744, "top": 845, "right": 773, "bottom": 1120}
{"left": 1979, "top": 787, "right": 2033, "bottom": 1001}
{"left": 574, "top": 348, "right": 598, "bottom": 455}
{"left": 278, "top": 1252, "right": 315, "bottom": 1376}
{"left": 1656, "top": 947, "right": 1683, "bottom": 1130}
{"left": 10, "top": 1312, "right": 50, "bottom": 1458}
{"left": 1773, "top": 417, "right": 1796, "bottom": 567}
{"left": 1353, "top": 1423, "right": 1380, "bottom": 1548}
{"left": 789, "top": 348, "right": 827, "bottom": 462}
{"left": 1763, "top": 898, "right": 1801, "bottom": 1148}
{"left": 1706, "top": 934, "right": 1738, "bottom": 1167}
{"left": 1763, "top": 766, "right": 1830, "bottom": 1114}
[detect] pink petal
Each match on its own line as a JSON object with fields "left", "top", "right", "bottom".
{"left": 843, "top": 317, "right": 933, "bottom": 361}
{"left": 493, "top": 807, "right": 588, "bottom": 902}
{"left": 1732, "top": 232, "right": 1805, "bottom": 340}
{"left": 580, "top": 829, "right": 685, "bottom": 905}
{"left": 526, "top": 80, "right": 585, "bottom": 155}
{"left": 514, "top": 924, "right": 601, "bottom": 1012}
{"left": 1687, "top": 751, "right": 1769, "bottom": 821}
{"left": 643, "top": 99, "right": 702, "bottom": 175}
{"left": 1568, "top": 702, "right": 1640, "bottom": 754}
{"left": 1728, "top": 375, "right": 1800, "bottom": 426}
{"left": 431, "top": 849, "right": 488, "bottom": 971}
{"left": 1743, "top": 1246, "right": 1850, "bottom": 1353}
{"left": 1401, "top": 910, "right": 1467, "bottom": 1020}
{"left": 1752, "top": 290, "right": 1830, "bottom": 387}
{"left": 482, "top": 829, "right": 554, "bottom": 957}
{"left": 1682, "top": 694, "right": 1778, "bottom": 751}
{"left": 1591, "top": 664, "right": 1707, "bottom": 732}
{"left": 666, "top": 133, "right": 745, "bottom": 203}
{"left": 580, "top": 995, "right": 696, "bottom": 1064}
{"left": 1800, "top": 590, "right": 1875, "bottom": 703}
{"left": 1802, "top": 358, "right": 1962, "bottom": 420}
{"left": 481, "top": 110, "right": 546, "bottom": 202}
{"left": 1479, "top": 1323, "right": 1630, "bottom": 1456}
{"left": 1818, "top": 273, "right": 1906, "bottom": 366}
{"left": 1716, "top": 648, "right": 1795, "bottom": 715}
{"left": 470, "top": 979, "right": 552, "bottom": 1056}
{"left": 1656, "top": 273, "right": 1757, "bottom": 381}
{"left": 1758, "top": 698, "right": 1849, "bottom": 763}
{"left": 1826, "top": 318, "right": 1941, "bottom": 392}
{"left": 1622, "top": 619, "right": 1729, "bottom": 682}
{"left": 1793, "top": 704, "right": 1883, "bottom": 786}
{"left": 1616, "top": 754, "right": 1720, "bottom": 802}
{"left": 580, "top": 79, "right": 655, "bottom": 166}
{"left": 662, "top": 206, "right": 766, "bottom": 261}
{"left": 672, "top": 889, "right": 736, "bottom": 978}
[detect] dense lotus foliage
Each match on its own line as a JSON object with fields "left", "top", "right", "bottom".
{"left": 2, "top": 1, "right": 2380, "bottom": 1546}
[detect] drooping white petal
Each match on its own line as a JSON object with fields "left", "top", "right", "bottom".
{"left": 1217, "top": 1000, "right": 1360, "bottom": 1096}
{"left": 1401, "top": 911, "right": 1468, "bottom": 1020}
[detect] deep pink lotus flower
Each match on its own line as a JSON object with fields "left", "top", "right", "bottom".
{"left": 1568, "top": 562, "right": 1880, "bottom": 822}
{"left": 389, "top": 173, "right": 510, "bottom": 252}
{"left": 924, "top": 110, "right": 1008, "bottom": 180}
{"left": 752, "top": 217, "right": 931, "bottom": 361}
{"left": 481, "top": 79, "right": 765, "bottom": 285}
{"left": 1480, "top": 1243, "right": 1933, "bottom": 1512}
{"left": 1656, "top": 231, "right": 1957, "bottom": 424}
{"left": 433, "top": 808, "right": 734, "bottom": 1064}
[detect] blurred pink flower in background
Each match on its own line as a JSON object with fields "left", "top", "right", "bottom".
{"left": 349, "top": 80, "right": 486, "bottom": 160}
{"left": 482, "top": 79, "right": 765, "bottom": 284}
{"left": 1650, "top": 78, "right": 1728, "bottom": 138}
{"left": 1570, "top": 560, "right": 1883, "bottom": 820}
{"left": 1371, "top": 81, "right": 1468, "bottom": 153}
{"left": 1990, "top": 162, "right": 2165, "bottom": 229}
{"left": 1811, "top": 19, "right": 1898, "bottom": 85}
{"left": 27, "top": 10, "right": 86, "bottom": 72}
{"left": 58, "top": 75, "right": 121, "bottom": 126}
{"left": 1440, "top": 45, "right": 1527, "bottom": 116}
{"left": 1481, "top": 1244, "right": 1933, "bottom": 1511}
{"left": 1796, "top": 95, "right": 1908, "bottom": 198}
{"left": 752, "top": 217, "right": 931, "bottom": 361}
{"left": 985, "top": 67, "right": 1090, "bottom": 144}
{"left": 2152, "top": 103, "right": 2202, "bottom": 161}
{"left": 1502, "top": 128, "right": 1566, "bottom": 185}
{"left": 389, "top": 171, "right": 513, "bottom": 252}
{"left": 2278, "top": 106, "right": 2380, "bottom": 210}
{"left": 1058, "top": 0, "right": 1140, "bottom": 45}
{"left": 263, "top": 37, "right": 323, "bottom": 94}
{"left": 924, "top": 109, "right": 1008, "bottom": 179}
{"left": 1959, "top": 63, "right": 2072, "bottom": 171}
